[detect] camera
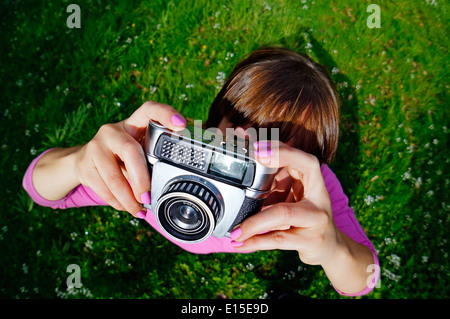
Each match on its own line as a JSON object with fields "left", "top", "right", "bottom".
{"left": 143, "top": 120, "right": 277, "bottom": 243}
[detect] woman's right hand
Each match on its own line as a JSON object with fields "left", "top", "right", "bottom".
{"left": 33, "top": 101, "right": 186, "bottom": 218}
{"left": 74, "top": 101, "right": 187, "bottom": 217}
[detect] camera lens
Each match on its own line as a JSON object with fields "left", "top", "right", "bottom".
{"left": 167, "top": 200, "right": 205, "bottom": 232}
{"left": 156, "top": 179, "right": 222, "bottom": 243}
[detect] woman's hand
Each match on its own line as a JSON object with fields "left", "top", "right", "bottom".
{"left": 231, "top": 141, "right": 339, "bottom": 265}
{"left": 230, "top": 141, "right": 374, "bottom": 294}
{"left": 74, "top": 101, "right": 187, "bottom": 217}
{"left": 33, "top": 101, "right": 186, "bottom": 218}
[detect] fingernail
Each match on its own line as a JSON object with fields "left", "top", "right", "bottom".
{"left": 230, "top": 227, "right": 241, "bottom": 240}
{"left": 171, "top": 114, "right": 186, "bottom": 126}
{"left": 136, "top": 210, "right": 147, "bottom": 219}
{"left": 253, "top": 141, "right": 270, "bottom": 151}
{"left": 231, "top": 241, "right": 244, "bottom": 247}
{"left": 253, "top": 141, "right": 272, "bottom": 157}
{"left": 140, "top": 192, "right": 151, "bottom": 205}
{"left": 254, "top": 148, "right": 273, "bottom": 158}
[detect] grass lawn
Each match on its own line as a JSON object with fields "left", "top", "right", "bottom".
{"left": 0, "top": 0, "right": 448, "bottom": 299}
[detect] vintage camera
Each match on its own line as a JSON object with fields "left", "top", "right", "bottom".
{"left": 143, "top": 120, "right": 277, "bottom": 243}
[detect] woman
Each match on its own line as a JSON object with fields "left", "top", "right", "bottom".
{"left": 23, "top": 47, "right": 379, "bottom": 296}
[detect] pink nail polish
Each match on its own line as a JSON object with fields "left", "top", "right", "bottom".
{"left": 253, "top": 141, "right": 271, "bottom": 151}
{"left": 140, "top": 192, "right": 151, "bottom": 205}
{"left": 254, "top": 148, "right": 273, "bottom": 158}
{"left": 136, "top": 210, "right": 147, "bottom": 219}
{"left": 171, "top": 114, "right": 186, "bottom": 126}
{"left": 230, "top": 227, "right": 241, "bottom": 240}
{"left": 231, "top": 241, "right": 243, "bottom": 247}
{"left": 253, "top": 141, "right": 272, "bottom": 157}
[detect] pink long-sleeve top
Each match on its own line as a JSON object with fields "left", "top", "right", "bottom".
{"left": 23, "top": 150, "right": 379, "bottom": 296}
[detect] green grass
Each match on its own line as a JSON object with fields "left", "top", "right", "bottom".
{"left": 0, "top": 0, "right": 448, "bottom": 299}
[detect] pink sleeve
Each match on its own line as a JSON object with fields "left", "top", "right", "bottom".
{"left": 22, "top": 149, "right": 107, "bottom": 209}
{"left": 141, "top": 211, "right": 252, "bottom": 254}
{"left": 321, "top": 164, "right": 380, "bottom": 296}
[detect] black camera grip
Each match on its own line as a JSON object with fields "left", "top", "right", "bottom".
{"left": 228, "top": 197, "right": 265, "bottom": 232}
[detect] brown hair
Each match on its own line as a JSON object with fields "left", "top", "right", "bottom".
{"left": 205, "top": 47, "right": 340, "bottom": 164}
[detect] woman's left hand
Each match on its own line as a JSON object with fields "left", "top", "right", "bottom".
{"left": 231, "top": 141, "right": 341, "bottom": 266}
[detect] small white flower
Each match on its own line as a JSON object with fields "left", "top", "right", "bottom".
{"left": 22, "top": 263, "right": 29, "bottom": 274}
{"left": 414, "top": 177, "right": 423, "bottom": 188}
{"left": 387, "top": 254, "right": 401, "bottom": 269}
{"left": 105, "top": 259, "right": 115, "bottom": 266}
{"left": 385, "top": 237, "right": 397, "bottom": 245}
{"left": 149, "top": 85, "right": 157, "bottom": 94}
{"left": 402, "top": 171, "right": 411, "bottom": 181}
{"left": 383, "top": 268, "right": 401, "bottom": 282}
{"left": 216, "top": 71, "right": 226, "bottom": 85}
{"left": 130, "top": 219, "right": 139, "bottom": 227}
{"left": 85, "top": 240, "right": 93, "bottom": 249}
{"left": 364, "top": 195, "right": 375, "bottom": 205}
{"left": 225, "top": 52, "right": 234, "bottom": 60}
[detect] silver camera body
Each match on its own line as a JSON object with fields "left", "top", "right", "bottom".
{"left": 143, "top": 120, "right": 277, "bottom": 244}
